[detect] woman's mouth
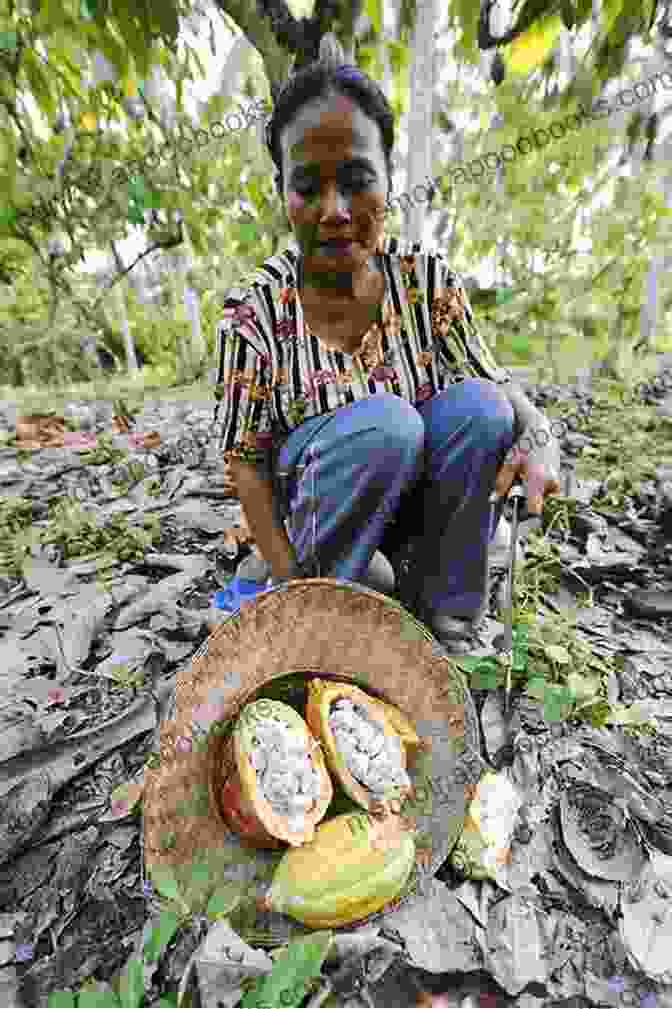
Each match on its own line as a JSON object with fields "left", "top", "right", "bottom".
{"left": 318, "top": 240, "right": 355, "bottom": 255}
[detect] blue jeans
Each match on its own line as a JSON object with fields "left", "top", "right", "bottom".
{"left": 272, "top": 379, "right": 516, "bottom": 621}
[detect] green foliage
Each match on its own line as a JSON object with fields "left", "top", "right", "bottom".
{"left": 1, "top": 0, "right": 667, "bottom": 392}
{"left": 0, "top": 488, "right": 161, "bottom": 578}
{"left": 239, "top": 932, "right": 333, "bottom": 1009}
{"left": 46, "top": 869, "right": 330, "bottom": 1008}
{"left": 46, "top": 909, "right": 183, "bottom": 1009}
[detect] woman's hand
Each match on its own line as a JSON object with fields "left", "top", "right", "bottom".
{"left": 492, "top": 425, "right": 561, "bottom": 516}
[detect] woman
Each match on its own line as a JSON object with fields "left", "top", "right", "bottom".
{"left": 212, "top": 42, "right": 561, "bottom": 654}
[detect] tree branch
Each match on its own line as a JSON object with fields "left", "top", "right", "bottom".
{"left": 91, "top": 230, "right": 184, "bottom": 312}
{"left": 214, "top": 0, "right": 294, "bottom": 101}
{"left": 213, "top": 0, "right": 364, "bottom": 103}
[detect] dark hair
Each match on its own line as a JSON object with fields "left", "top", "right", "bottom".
{"left": 264, "top": 58, "right": 395, "bottom": 197}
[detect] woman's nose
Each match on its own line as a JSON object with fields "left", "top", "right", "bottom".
{"left": 318, "top": 184, "right": 351, "bottom": 222}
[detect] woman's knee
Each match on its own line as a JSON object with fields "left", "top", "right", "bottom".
{"left": 460, "top": 378, "right": 515, "bottom": 439}
{"left": 359, "top": 393, "right": 425, "bottom": 457}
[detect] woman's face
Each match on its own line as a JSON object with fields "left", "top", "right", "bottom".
{"left": 278, "top": 91, "right": 389, "bottom": 279}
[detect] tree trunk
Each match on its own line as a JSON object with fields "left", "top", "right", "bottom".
{"left": 215, "top": 33, "right": 255, "bottom": 102}
{"left": 177, "top": 219, "right": 206, "bottom": 381}
{"left": 166, "top": 249, "right": 187, "bottom": 381}
{"left": 637, "top": 167, "right": 672, "bottom": 352}
{"left": 404, "top": 0, "right": 437, "bottom": 245}
{"left": 109, "top": 242, "right": 139, "bottom": 374}
{"left": 639, "top": 255, "right": 660, "bottom": 350}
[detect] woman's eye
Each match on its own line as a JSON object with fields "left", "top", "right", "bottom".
{"left": 294, "top": 174, "right": 374, "bottom": 196}
{"left": 345, "top": 173, "right": 374, "bottom": 190}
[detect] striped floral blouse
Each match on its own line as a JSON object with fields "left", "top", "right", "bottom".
{"left": 213, "top": 235, "right": 512, "bottom": 472}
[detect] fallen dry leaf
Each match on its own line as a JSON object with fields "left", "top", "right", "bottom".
{"left": 112, "top": 413, "right": 132, "bottom": 433}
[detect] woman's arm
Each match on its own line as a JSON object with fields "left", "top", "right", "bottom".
{"left": 230, "top": 460, "right": 302, "bottom": 580}
{"left": 503, "top": 382, "right": 561, "bottom": 470}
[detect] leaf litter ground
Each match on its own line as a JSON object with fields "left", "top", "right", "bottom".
{"left": 1, "top": 361, "right": 672, "bottom": 1007}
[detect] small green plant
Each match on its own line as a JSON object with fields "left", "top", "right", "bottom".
{"left": 238, "top": 931, "right": 332, "bottom": 1008}
{"left": 0, "top": 492, "right": 161, "bottom": 578}
{"left": 79, "top": 431, "right": 128, "bottom": 466}
{"left": 110, "top": 459, "right": 148, "bottom": 494}
{"left": 46, "top": 910, "right": 183, "bottom": 1008}
{"left": 457, "top": 623, "right": 530, "bottom": 692}
{"left": 457, "top": 619, "right": 657, "bottom": 732}
{"left": 106, "top": 661, "right": 147, "bottom": 689}
{"left": 112, "top": 396, "right": 140, "bottom": 425}
{"left": 46, "top": 858, "right": 247, "bottom": 1008}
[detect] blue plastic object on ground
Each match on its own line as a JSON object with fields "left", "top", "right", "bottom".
{"left": 212, "top": 574, "right": 270, "bottom": 613}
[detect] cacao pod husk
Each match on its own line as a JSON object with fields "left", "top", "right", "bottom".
{"left": 261, "top": 810, "right": 417, "bottom": 928}
{"left": 305, "top": 679, "right": 420, "bottom": 815}
{"left": 450, "top": 771, "right": 521, "bottom": 881}
{"left": 215, "top": 698, "right": 333, "bottom": 849}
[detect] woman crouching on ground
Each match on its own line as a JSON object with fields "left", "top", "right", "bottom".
{"left": 212, "top": 35, "right": 560, "bottom": 653}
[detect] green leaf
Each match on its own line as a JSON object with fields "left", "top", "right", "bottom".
{"left": 154, "top": 999, "right": 180, "bottom": 1008}
{"left": 386, "top": 40, "right": 409, "bottom": 77}
{"left": 236, "top": 220, "right": 258, "bottom": 242}
{"left": 452, "top": 0, "right": 478, "bottom": 59}
{"left": 495, "top": 287, "right": 516, "bottom": 305}
{"left": 245, "top": 177, "right": 262, "bottom": 211}
{"left": 512, "top": 629, "right": 529, "bottom": 672}
{"left": 544, "top": 644, "right": 571, "bottom": 664}
{"left": 80, "top": 0, "right": 100, "bottom": 18}
{"left": 117, "top": 957, "right": 145, "bottom": 1009}
{"left": 113, "top": 5, "right": 151, "bottom": 78}
{"left": 97, "top": 32, "right": 130, "bottom": 83}
{"left": 455, "top": 656, "right": 485, "bottom": 672}
{"left": 0, "top": 31, "right": 18, "bottom": 52}
{"left": 127, "top": 204, "right": 145, "bottom": 225}
{"left": 206, "top": 881, "right": 245, "bottom": 919}
{"left": 566, "top": 671, "right": 601, "bottom": 703}
{"left": 541, "top": 683, "right": 575, "bottom": 723}
{"left": 239, "top": 932, "right": 333, "bottom": 1009}
{"left": 148, "top": 0, "right": 180, "bottom": 44}
{"left": 177, "top": 859, "right": 213, "bottom": 910}
{"left": 47, "top": 992, "right": 78, "bottom": 1008}
{"left": 22, "top": 50, "right": 57, "bottom": 121}
{"left": 149, "top": 864, "right": 189, "bottom": 914}
{"left": 365, "top": 0, "right": 383, "bottom": 35}
{"left": 76, "top": 986, "right": 121, "bottom": 1007}
{"left": 142, "top": 911, "right": 181, "bottom": 963}
{"left": 560, "top": 0, "right": 575, "bottom": 30}
{"left": 471, "top": 660, "right": 500, "bottom": 690}
{"left": 526, "top": 676, "right": 548, "bottom": 701}
{"left": 580, "top": 699, "right": 612, "bottom": 727}
{"left": 127, "top": 176, "right": 147, "bottom": 198}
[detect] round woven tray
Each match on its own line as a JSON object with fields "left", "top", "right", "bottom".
{"left": 143, "top": 578, "right": 482, "bottom": 938}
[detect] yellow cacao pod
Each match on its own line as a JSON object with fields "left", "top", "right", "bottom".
{"left": 305, "top": 679, "right": 420, "bottom": 815}
{"left": 261, "top": 811, "right": 416, "bottom": 928}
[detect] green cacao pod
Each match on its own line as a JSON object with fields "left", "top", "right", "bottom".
{"left": 216, "top": 699, "right": 333, "bottom": 849}
{"left": 260, "top": 811, "right": 417, "bottom": 928}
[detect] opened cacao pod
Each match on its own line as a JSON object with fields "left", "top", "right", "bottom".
{"left": 261, "top": 810, "right": 417, "bottom": 928}
{"left": 305, "top": 679, "right": 420, "bottom": 815}
{"left": 218, "top": 698, "right": 333, "bottom": 849}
